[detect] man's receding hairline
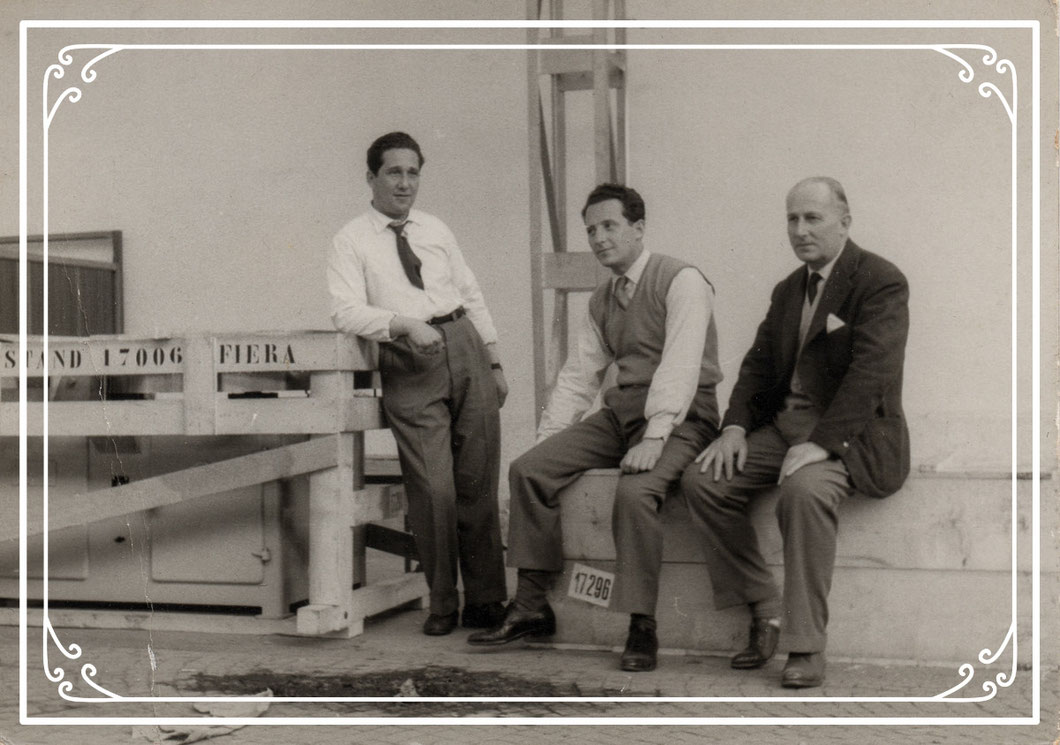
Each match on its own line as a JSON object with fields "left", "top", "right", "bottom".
{"left": 787, "top": 178, "right": 850, "bottom": 217}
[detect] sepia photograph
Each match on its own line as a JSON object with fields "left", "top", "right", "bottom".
{"left": 0, "top": 1, "right": 1055, "bottom": 743}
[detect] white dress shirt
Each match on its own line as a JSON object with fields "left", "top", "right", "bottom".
{"left": 328, "top": 206, "right": 498, "bottom": 344}
{"left": 537, "top": 249, "right": 713, "bottom": 443}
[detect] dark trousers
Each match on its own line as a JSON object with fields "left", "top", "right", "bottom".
{"left": 507, "top": 387, "right": 718, "bottom": 616}
{"left": 378, "top": 315, "right": 506, "bottom": 616}
{"left": 680, "top": 407, "right": 853, "bottom": 652}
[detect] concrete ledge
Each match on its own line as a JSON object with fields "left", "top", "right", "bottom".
{"left": 548, "top": 469, "right": 1053, "bottom": 665}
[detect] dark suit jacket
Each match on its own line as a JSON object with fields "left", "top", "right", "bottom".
{"left": 722, "top": 240, "right": 910, "bottom": 498}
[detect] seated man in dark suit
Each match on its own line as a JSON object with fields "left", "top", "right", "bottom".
{"left": 681, "top": 177, "right": 910, "bottom": 688}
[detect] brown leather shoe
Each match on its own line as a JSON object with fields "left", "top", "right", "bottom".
{"left": 781, "top": 652, "right": 826, "bottom": 689}
{"left": 466, "top": 603, "right": 556, "bottom": 646}
{"left": 731, "top": 618, "right": 780, "bottom": 669}
{"left": 619, "top": 617, "right": 658, "bottom": 672}
{"left": 422, "top": 611, "right": 458, "bottom": 636}
{"left": 461, "top": 602, "right": 506, "bottom": 629}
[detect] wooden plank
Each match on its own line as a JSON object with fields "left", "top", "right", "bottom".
{"left": 0, "top": 403, "right": 18, "bottom": 436}
{"left": 0, "top": 336, "right": 185, "bottom": 377}
{"left": 296, "top": 603, "right": 353, "bottom": 636}
{"left": 212, "top": 395, "right": 385, "bottom": 435}
{"left": 547, "top": 30, "right": 570, "bottom": 387}
{"left": 350, "top": 483, "right": 407, "bottom": 524}
{"left": 527, "top": 14, "right": 548, "bottom": 422}
{"left": 8, "top": 396, "right": 386, "bottom": 437}
{"left": 0, "top": 332, "right": 377, "bottom": 379}
{"left": 591, "top": 5, "right": 613, "bottom": 183}
{"left": 20, "top": 400, "right": 186, "bottom": 436}
{"left": 554, "top": 64, "right": 624, "bottom": 93}
{"left": 0, "top": 436, "right": 339, "bottom": 541}
{"left": 213, "top": 332, "right": 376, "bottom": 374}
{"left": 351, "top": 573, "right": 429, "bottom": 619}
{"left": 305, "top": 433, "right": 356, "bottom": 628}
{"left": 538, "top": 46, "right": 594, "bottom": 75}
{"left": 2, "top": 607, "right": 298, "bottom": 636}
{"left": 182, "top": 335, "right": 215, "bottom": 434}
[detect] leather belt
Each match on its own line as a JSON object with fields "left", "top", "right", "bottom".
{"left": 428, "top": 307, "right": 466, "bottom": 325}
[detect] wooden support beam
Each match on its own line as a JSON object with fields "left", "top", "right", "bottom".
{"left": 527, "top": 1, "right": 548, "bottom": 422}
{"left": 300, "top": 432, "right": 358, "bottom": 635}
{"left": 296, "top": 603, "right": 354, "bottom": 636}
{"left": 591, "top": 3, "right": 613, "bottom": 183}
{"left": 2, "top": 435, "right": 340, "bottom": 541}
{"left": 351, "top": 573, "right": 428, "bottom": 620}
{"left": 182, "top": 334, "right": 215, "bottom": 435}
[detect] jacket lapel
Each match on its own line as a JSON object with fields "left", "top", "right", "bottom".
{"left": 778, "top": 269, "right": 807, "bottom": 377}
{"left": 803, "top": 240, "right": 859, "bottom": 346}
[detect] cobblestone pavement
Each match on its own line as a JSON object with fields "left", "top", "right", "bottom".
{"left": 0, "top": 608, "right": 1056, "bottom": 745}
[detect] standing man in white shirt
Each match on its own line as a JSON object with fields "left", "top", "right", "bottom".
{"left": 468, "top": 183, "right": 722, "bottom": 672}
{"left": 328, "top": 131, "right": 508, "bottom": 637}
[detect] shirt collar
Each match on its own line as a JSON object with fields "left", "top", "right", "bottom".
{"left": 808, "top": 242, "right": 845, "bottom": 283}
{"left": 613, "top": 248, "right": 651, "bottom": 289}
{"left": 369, "top": 204, "right": 420, "bottom": 233}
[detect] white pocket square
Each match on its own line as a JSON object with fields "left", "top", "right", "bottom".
{"left": 826, "top": 313, "right": 846, "bottom": 333}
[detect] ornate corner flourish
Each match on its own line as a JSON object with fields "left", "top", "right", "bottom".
{"left": 933, "top": 45, "right": 1017, "bottom": 124}
{"left": 928, "top": 43, "right": 1021, "bottom": 705}
{"left": 43, "top": 617, "right": 122, "bottom": 701}
{"left": 933, "top": 621, "right": 1018, "bottom": 702}
{"left": 44, "top": 45, "right": 123, "bottom": 129}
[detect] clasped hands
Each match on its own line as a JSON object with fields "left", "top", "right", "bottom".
{"left": 694, "top": 427, "right": 829, "bottom": 483}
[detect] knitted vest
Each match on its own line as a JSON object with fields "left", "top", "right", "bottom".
{"left": 588, "top": 253, "right": 721, "bottom": 424}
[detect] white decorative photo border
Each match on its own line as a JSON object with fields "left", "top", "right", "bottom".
{"left": 17, "top": 19, "right": 1042, "bottom": 727}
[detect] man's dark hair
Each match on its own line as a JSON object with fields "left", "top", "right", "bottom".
{"left": 367, "top": 132, "right": 425, "bottom": 174}
{"left": 581, "top": 183, "right": 646, "bottom": 223}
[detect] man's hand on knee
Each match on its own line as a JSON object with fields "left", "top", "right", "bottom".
{"left": 695, "top": 427, "right": 747, "bottom": 480}
{"left": 620, "top": 437, "right": 664, "bottom": 474}
{"left": 777, "top": 441, "right": 830, "bottom": 484}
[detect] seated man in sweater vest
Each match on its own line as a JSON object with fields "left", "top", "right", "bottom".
{"left": 468, "top": 183, "right": 722, "bottom": 672}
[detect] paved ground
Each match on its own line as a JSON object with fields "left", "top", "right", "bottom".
{"left": 0, "top": 606, "right": 1056, "bottom": 745}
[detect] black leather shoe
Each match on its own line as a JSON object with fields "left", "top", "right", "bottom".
{"left": 781, "top": 652, "right": 826, "bottom": 689}
{"left": 466, "top": 603, "right": 556, "bottom": 646}
{"left": 619, "top": 618, "right": 658, "bottom": 672}
{"left": 731, "top": 618, "right": 780, "bottom": 669}
{"left": 461, "top": 602, "right": 506, "bottom": 629}
{"left": 422, "top": 611, "right": 459, "bottom": 636}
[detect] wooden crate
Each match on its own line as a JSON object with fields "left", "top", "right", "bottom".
{"left": 0, "top": 332, "right": 425, "bottom": 637}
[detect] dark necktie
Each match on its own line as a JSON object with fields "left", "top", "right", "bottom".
{"left": 615, "top": 276, "right": 633, "bottom": 310}
{"left": 807, "top": 272, "right": 822, "bottom": 304}
{"left": 388, "top": 222, "right": 424, "bottom": 290}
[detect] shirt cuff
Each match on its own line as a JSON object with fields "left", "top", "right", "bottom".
{"left": 643, "top": 418, "right": 674, "bottom": 441}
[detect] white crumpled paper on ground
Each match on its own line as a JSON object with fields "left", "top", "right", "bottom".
{"left": 131, "top": 689, "right": 272, "bottom": 743}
